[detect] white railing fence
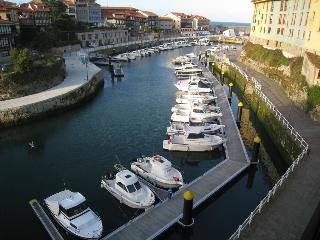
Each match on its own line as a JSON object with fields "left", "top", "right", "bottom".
{"left": 226, "top": 60, "right": 309, "bottom": 239}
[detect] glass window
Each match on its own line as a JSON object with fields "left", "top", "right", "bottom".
{"left": 134, "top": 181, "right": 141, "bottom": 191}
{"left": 127, "top": 184, "right": 136, "bottom": 193}
{"left": 117, "top": 182, "right": 127, "bottom": 192}
{"left": 61, "top": 202, "right": 88, "bottom": 218}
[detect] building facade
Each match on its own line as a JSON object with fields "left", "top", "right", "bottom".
{"left": 76, "top": 29, "right": 128, "bottom": 47}
{"left": 158, "top": 17, "right": 173, "bottom": 31}
{"left": 139, "top": 11, "right": 159, "bottom": 29}
{"left": 19, "top": 1, "right": 51, "bottom": 28}
{"left": 75, "top": 0, "right": 101, "bottom": 25}
{"left": 250, "top": 0, "right": 320, "bottom": 56}
{"left": 0, "top": 20, "right": 16, "bottom": 62}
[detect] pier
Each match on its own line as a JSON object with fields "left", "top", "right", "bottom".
{"left": 29, "top": 199, "right": 64, "bottom": 240}
{"left": 101, "top": 60, "right": 250, "bottom": 240}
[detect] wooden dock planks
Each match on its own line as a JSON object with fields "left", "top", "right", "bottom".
{"left": 29, "top": 199, "right": 64, "bottom": 240}
{"left": 101, "top": 61, "right": 250, "bottom": 240}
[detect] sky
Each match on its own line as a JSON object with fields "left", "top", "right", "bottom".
{"left": 12, "top": 0, "right": 253, "bottom": 23}
{"left": 97, "top": 0, "right": 253, "bottom": 23}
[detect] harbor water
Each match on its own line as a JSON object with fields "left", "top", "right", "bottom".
{"left": 0, "top": 46, "right": 288, "bottom": 239}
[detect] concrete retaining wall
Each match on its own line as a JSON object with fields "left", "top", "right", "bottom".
{"left": 0, "top": 70, "right": 104, "bottom": 128}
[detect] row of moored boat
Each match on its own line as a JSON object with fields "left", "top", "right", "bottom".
{"left": 163, "top": 53, "right": 227, "bottom": 152}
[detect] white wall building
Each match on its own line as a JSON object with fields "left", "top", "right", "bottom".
{"left": 158, "top": 17, "right": 173, "bottom": 31}
{"left": 76, "top": 29, "right": 128, "bottom": 47}
{"left": 164, "top": 12, "right": 181, "bottom": 30}
{"left": 223, "top": 29, "right": 236, "bottom": 37}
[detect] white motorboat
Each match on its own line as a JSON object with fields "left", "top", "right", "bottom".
{"left": 190, "top": 106, "right": 223, "bottom": 123}
{"left": 171, "top": 111, "right": 190, "bottom": 123}
{"left": 125, "top": 52, "right": 136, "bottom": 60}
{"left": 175, "top": 80, "right": 212, "bottom": 93}
{"left": 101, "top": 169, "right": 155, "bottom": 209}
{"left": 112, "top": 54, "right": 129, "bottom": 62}
{"left": 113, "top": 65, "right": 124, "bottom": 77}
{"left": 175, "top": 68, "right": 203, "bottom": 77}
{"left": 171, "top": 103, "right": 220, "bottom": 114}
{"left": 176, "top": 93, "right": 217, "bottom": 105}
{"left": 186, "top": 53, "right": 197, "bottom": 59}
{"left": 174, "top": 63, "right": 199, "bottom": 72}
{"left": 131, "top": 155, "right": 183, "bottom": 189}
{"left": 93, "top": 59, "right": 109, "bottom": 66}
{"left": 166, "top": 123, "right": 225, "bottom": 136}
{"left": 172, "top": 56, "right": 191, "bottom": 65}
{"left": 45, "top": 190, "right": 103, "bottom": 239}
{"left": 163, "top": 132, "right": 225, "bottom": 152}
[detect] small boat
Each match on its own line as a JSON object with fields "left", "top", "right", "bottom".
{"left": 112, "top": 54, "right": 129, "bottom": 62}
{"left": 176, "top": 93, "right": 217, "bottom": 105}
{"left": 163, "top": 133, "right": 225, "bottom": 152}
{"left": 190, "top": 106, "right": 223, "bottom": 123}
{"left": 101, "top": 169, "right": 155, "bottom": 209}
{"left": 175, "top": 80, "right": 212, "bottom": 93}
{"left": 131, "top": 155, "right": 183, "bottom": 189}
{"left": 113, "top": 65, "right": 124, "bottom": 77}
{"left": 186, "top": 53, "right": 197, "bottom": 59}
{"left": 171, "top": 111, "right": 190, "bottom": 123}
{"left": 166, "top": 123, "right": 225, "bottom": 136}
{"left": 175, "top": 68, "right": 203, "bottom": 77}
{"left": 93, "top": 59, "right": 109, "bottom": 66}
{"left": 45, "top": 189, "right": 103, "bottom": 239}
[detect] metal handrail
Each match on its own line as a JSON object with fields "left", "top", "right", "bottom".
{"left": 227, "top": 60, "right": 309, "bottom": 240}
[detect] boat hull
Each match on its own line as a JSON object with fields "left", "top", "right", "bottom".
{"left": 131, "top": 165, "right": 182, "bottom": 189}
{"left": 163, "top": 140, "right": 221, "bottom": 152}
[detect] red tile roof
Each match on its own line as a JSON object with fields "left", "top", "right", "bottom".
{"left": 142, "top": 11, "right": 158, "bottom": 17}
{"left": 159, "top": 16, "right": 173, "bottom": 21}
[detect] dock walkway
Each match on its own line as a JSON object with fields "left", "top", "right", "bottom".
{"left": 29, "top": 199, "right": 64, "bottom": 240}
{"left": 226, "top": 58, "right": 320, "bottom": 240}
{"left": 101, "top": 61, "right": 250, "bottom": 240}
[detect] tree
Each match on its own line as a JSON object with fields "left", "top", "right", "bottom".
{"left": 10, "top": 48, "right": 32, "bottom": 73}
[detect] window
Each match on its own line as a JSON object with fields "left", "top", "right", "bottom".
{"left": 126, "top": 184, "right": 136, "bottom": 193}
{"left": 268, "top": 27, "right": 271, "bottom": 34}
{"left": 117, "top": 182, "right": 127, "bottom": 192}
{"left": 305, "top": 12, "right": 309, "bottom": 25}
{"left": 61, "top": 202, "right": 88, "bottom": 218}
{"left": 308, "top": 31, "right": 311, "bottom": 40}
{"left": 277, "top": 28, "right": 281, "bottom": 34}
{"left": 134, "top": 181, "right": 141, "bottom": 191}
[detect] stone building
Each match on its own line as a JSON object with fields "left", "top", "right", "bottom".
{"left": 0, "top": 20, "right": 16, "bottom": 62}
{"left": 76, "top": 29, "right": 128, "bottom": 47}
{"left": 250, "top": 0, "right": 320, "bottom": 85}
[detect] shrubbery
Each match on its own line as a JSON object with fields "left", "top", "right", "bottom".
{"left": 307, "top": 86, "right": 320, "bottom": 110}
{"left": 243, "top": 41, "right": 290, "bottom": 67}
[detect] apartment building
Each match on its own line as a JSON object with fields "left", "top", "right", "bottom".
{"left": 19, "top": 0, "right": 51, "bottom": 28}
{"left": 139, "top": 11, "right": 159, "bottom": 29}
{"left": 101, "top": 7, "right": 147, "bottom": 31}
{"left": 250, "top": 0, "right": 319, "bottom": 56}
{"left": 74, "top": 0, "right": 101, "bottom": 25}
{"left": 0, "top": 20, "right": 16, "bottom": 62}
{"left": 76, "top": 29, "right": 128, "bottom": 47}
{"left": 250, "top": 0, "right": 320, "bottom": 85}
{"left": 158, "top": 17, "right": 173, "bottom": 32}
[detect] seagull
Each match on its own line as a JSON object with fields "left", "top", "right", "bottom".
{"left": 28, "top": 141, "right": 35, "bottom": 149}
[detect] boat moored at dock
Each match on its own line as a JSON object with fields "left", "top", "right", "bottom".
{"left": 131, "top": 155, "right": 183, "bottom": 189}
{"left": 101, "top": 169, "right": 155, "bottom": 209}
{"left": 44, "top": 190, "right": 103, "bottom": 239}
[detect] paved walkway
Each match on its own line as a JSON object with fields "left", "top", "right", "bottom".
{"left": 0, "top": 53, "right": 100, "bottom": 111}
{"left": 227, "top": 54, "right": 320, "bottom": 240}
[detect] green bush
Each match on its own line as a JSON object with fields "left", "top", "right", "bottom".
{"left": 10, "top": 48, "right": 32, "bottom": 73}
{"left": 243, "top": 41, "right": 290, "bottom": 67}
{"left": 307, "top": 86, "right": 320, "bottom": 110}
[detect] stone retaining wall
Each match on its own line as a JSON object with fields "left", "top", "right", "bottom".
{"left": 0, "top": 70, "right": 104, "bottom": 128}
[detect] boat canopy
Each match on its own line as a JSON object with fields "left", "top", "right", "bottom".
{"left": 45, "top": 190, "right": 86, "bottom": 215}
{"left": 116, "top": 170, "right": 139, "bottom": 186}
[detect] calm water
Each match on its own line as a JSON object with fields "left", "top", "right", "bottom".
{"left": 0, "top": 46, "right": 287, "bottom": 239}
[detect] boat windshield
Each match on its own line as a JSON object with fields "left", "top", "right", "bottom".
{"left": 126, "top": 184, "right": 136, "bottom": 193}
{"left": 193, "top": 109, "right": 204, "bottom": 113}
{"left": 61, "top": 202, "right": 88, "bottom": 218}
{"left": 134, "top": 181, "right": 142, "bottom": 191}
{"left": 188, "top": 133, "right": 205, "bottom": 139}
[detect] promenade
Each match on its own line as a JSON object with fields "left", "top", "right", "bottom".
{"left": 0, "top": 53, "right": 100, "bottom": 111}
{"left": 227, "top": 54, "right": 320, "bottom": 240}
